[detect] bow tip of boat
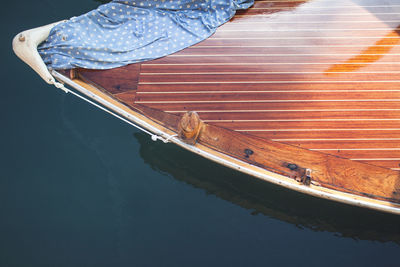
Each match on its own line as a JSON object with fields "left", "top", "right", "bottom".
{"left": 12, "top": 21, "right": 66, "bottom": 84}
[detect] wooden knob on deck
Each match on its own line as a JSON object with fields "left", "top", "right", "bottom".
{"left": 178, "top": 111, "right": 203, "bottom": 145}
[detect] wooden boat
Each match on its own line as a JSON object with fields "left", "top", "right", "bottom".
{"left": 13, "top": 0, "right": 400, "bottom": 214}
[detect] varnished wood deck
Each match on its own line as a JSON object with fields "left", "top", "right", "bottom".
{"left": 63, "top": 0, "right": 400, "bottom": 206}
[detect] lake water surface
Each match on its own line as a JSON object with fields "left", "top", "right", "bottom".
{"left": 1, "top": 1, "right": 400, "bottom": 266}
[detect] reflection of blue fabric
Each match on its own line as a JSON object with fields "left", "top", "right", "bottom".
{"left": 38, "top": 0, "right": 253, "bottom": 70}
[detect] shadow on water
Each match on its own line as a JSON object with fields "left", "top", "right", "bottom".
{"left": 133, "top": 132, "right": 400, "bottom": 245}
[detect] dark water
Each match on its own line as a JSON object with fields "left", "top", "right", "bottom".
{"left": 2, "top": 1, "right": 400, "bottom": 266}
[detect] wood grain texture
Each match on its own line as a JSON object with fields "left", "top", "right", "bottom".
{"left": 78, "top": 64, "right": 141, "bottom": 95}
{"left": 76, "top": 0, "right": 400, "bottom": 173}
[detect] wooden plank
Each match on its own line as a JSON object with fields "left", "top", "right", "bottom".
{"left": 252, "top": 0, "right": 398, "bottom": 7}
{"left": 137, "top": 83, "right": 400, "bottom": 92}
{"left": 312, "top": 149, "right": 400, "bottom": 158}
{"left": 281, "top": 139, "right": 400, "bottom": 149}
{"left": 134, "top": 91, "right": 400, "bottom": 101}
{"left": 195, "top": 37, "right": 400, "bottom": 46}
{"left": 140, "top": 63, "right": 400, "bottom": 73}
{"left": 138, "top": 74, "right": 400, "bottom": 84}
{"left": 253, "top": 2, "right": 400, "bottom": 10}
{"left": 175, "top": 46, "right": 399, "bottom": 55}
{"left": 199, "top": 112, "right": 400, "bottom": 121}
{"left": 150, "top": 55, "right": 399, "bottom": 64}
{"left": 233, "top": 14, "right": 400, "bottom": 21}
{"left": 220, "top": 21, "right": 400, "bottom": 31}
{"left": 142, "top": 101, "right": 400, "bottom": 112}
{"left": 247, "top": 130, "right": 400, "bottom": 139}
{"left": 210, "top": 120, "right": 400, "bottom": 130}
{"left": 212, "top": 29, "right": 399, "bottom": 38}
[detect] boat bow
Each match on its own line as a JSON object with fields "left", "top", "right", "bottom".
{"left": 12, "top": 21, "right": 64, "bottom": 84}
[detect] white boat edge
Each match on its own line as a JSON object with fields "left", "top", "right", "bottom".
{"left": 12, "top": 22, "right": 400, "bottom": 216}
{"left": 12, "top": 21, "right": 66, "bottom": 84}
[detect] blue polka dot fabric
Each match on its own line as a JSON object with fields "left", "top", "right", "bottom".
{"left": 38, "top": 0, "right": 253, "bottom": 70}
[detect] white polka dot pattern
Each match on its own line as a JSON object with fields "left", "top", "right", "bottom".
{"left": 38, "top": 0, "right": 253, "bottom": 69}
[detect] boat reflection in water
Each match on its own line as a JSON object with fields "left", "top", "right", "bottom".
{"left": 134, "top": 132, "right": 400, "bottom": 245}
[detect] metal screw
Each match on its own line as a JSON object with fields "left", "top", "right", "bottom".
{"left": 244, "top": 148, "right": 254, "bottom": 158}
{"left": 18, "top": 34, "right": 25, "bottom": 42}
